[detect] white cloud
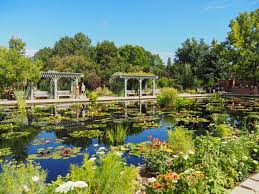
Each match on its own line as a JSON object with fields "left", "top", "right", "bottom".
{"left": 25, "top": 48, "right": 38, "bottom": 58}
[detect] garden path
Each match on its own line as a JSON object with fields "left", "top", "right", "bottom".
{"left": 0, "top": 93, "right": 211, "bottom": 106}
{"left": 231, "top": 173, "right": 259, "bottom": 194}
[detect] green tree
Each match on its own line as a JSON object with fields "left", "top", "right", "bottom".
{"left": 0, "top": 48, "right": 42, "bottom": 97}
{"left": 8, "top": 36, "right": 26, "bottom": 54}
{"left": 95, "top": 41, "right": 125, "bottom": 84}
{"left": 226, "top": 9, "right": 259, "bottom": 81}
{"left": 182, "top": 63, "right": 193, "bottom": 88}
{"left": 167, "top": 57, "right": 172, "bottom": 67}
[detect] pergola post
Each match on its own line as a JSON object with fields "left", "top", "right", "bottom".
{"left": 139, "top": 78, "right": 143, "bottom": 97}
{"left": 152, "top": 79, "right": 156, "bottom": 96}
{"left": 53, "top": 77, "right": 58, "bottom": 99}
{"left": 124, "top": 78, "right": 128, "bottom": 97}
{"left": 70, "top": 78, "right": 74, "bottom": 94}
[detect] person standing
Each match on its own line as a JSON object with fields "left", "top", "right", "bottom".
{"left": 81, "top": 83, "right": 85, "bottom": 95}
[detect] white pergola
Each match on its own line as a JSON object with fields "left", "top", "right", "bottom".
{"left": 30, "top": 71, "right": 83, "bottom": 99}
{"left": 112, "top": 72, "right": 158, "bottom": 97}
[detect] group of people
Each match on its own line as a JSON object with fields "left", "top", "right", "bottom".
{"left": 75, "top": 82, "right": 85, "bottom": 98}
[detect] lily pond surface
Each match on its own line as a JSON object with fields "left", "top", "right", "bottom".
{"left": 1, "top": 97, "right": 259, "bottom": 182}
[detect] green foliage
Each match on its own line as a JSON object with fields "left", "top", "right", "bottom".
{"left": 227, "top": 9, "right": 259, "bottom": 81}
{"left": 176, "top": 97, "right": 194, "bottom": 109}
{"left": 87, "top": 91, "right": 98, "bottom": 107}
{"left": 168, "top": 126, "right": 194, "bottom": 154}
{"left": 8, "top": 36, "right": 26, "bottom": 54}
{"left": 106, "top": 125, "right": 128, "bottom": 145}
{"left": 15, "top": 90, "right": 26, "bottom": 112}
{"left": 69, "top": 130, "right": 103, "bottom": 138}
{"left": 157, "top": 87, "right": 178, "bottom": 107}
{"left": 211, "top": 113, "right": 229, "bottom": 125}
{"left": 0, "top": 161, "right": 47, "bottom": 194}
{"left": 95, "top": 86, "right": 113, "bottom": 96}
{"left": 68, "top": 152, "right": 139, "bottom": 194}
{"left": 0, "top": 47, "right": 42, "bottom": 97}
{"left": 182, "top": 63, "right": 193, "bottom": 88}
{"left": 214, "top": 124, "right": 233, "bottom": 137}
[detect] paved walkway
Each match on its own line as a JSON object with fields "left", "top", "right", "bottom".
{"left": 231, "top": 173, "right": 259, "bottom": 194}
{"left": 0, "top": 93, "right": 211, "bottom": 106}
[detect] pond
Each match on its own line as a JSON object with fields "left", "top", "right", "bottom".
{"left": 0, "top": 97, "right": 259, "bottom": 182}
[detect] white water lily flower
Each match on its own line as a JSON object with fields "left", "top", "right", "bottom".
{"left": 253, "top": 160, "right": 258, "bottom": 164}
{"left": 116, "top": 152, "right": 123, "bottom": 157}
{"left": 32, "top": 176, "right": 40, "bottom": 183}
{"left": 55, "top": 181, "right": 88, "bottom": 193}
{"left": 89, "top": 157, "right": 97, "bottom": 162}
{"left": 93, "top": 144, "right": 99, "bottom": 147}
{"left": 98, "top": 147, "right": 106, "bottom": 151}
{"left": 96, "top": 151, "right": 105, "bottom": 155}
{"left": 148, "top": 177, "right": 156, "bottom": 183}
{"left": 172, "top": 155, "right": 178, "bottom": 158}
{"left": 253, "top": 149, "right": 258, "bottom": 153}
{"left": 183, "top": 154, "right": 189, "bottom": 160}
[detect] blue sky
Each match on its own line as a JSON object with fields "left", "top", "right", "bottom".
{"left": 0, "top": 0, "right": 258, "bottom": 61}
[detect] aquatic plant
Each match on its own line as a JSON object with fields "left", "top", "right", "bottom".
{"left": 0, "top": 161, "right": 47, "bottom": 194}
{"left": 211, "top": 113, "right": 229, "bottom": 125}
{"left": 67, "top": 152, "right": 139, "bottom": 194}
{"left": 157, "top": 87, "right": 178, "bottom": 107}
{"left": 41, "top": 125, "right": 64, "bottom": 131}
{"left": 213, "top": 124, "right": 233, "bottom": 137}
{"left": 69, "top": 130, "right": 103, "bottom": 138}
{"left": 0, "top": 131, "right": 30, "bottom": 140}
{"left": 175, "top": 116, "right": 209, "bottom": 124}
{"left": 0, "top": 147, "right": 12, "bottom": 162}
{"left": 176, "top": 97, "right": 194, "bottom": 110}
{"left": 28, "top": 146, "right": 82, "bottom": 160}
{"left": 0, "top": 123, "right": 14, "bottom": 131}
{"left": 106, "top": 125, "right": 128, "bottom": 145}
{"left": 168, "top": 126, "right": 194, "bottom": 154}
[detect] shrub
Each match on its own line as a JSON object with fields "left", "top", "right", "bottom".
{"left": 87, "top": 91, "right": 98, "bottom": 107}
{"left": 95, "top": 86, "right": 113, "bottom": 97}
{"left": 185, "top": 89, "right": 196, "bottom": 94}
{"left": 211, "top": 113, "right": 229, "bottom": 125}
{"left": 68, "top": 152, "right": 139, "bottom": 194}
{"left": 106, "top": 125, "right": 128, "bottom": 145}
{"left": 14, "top": 90, "right": 26, "bottom": 112}
{"left": 157, "top": 87, "right": 178, "bottom": 107}
{"left": 0, "top": 161, "right": 47, "bottom": 194}
{"left": 176, "top": 97, "right": 194, "bottom": 109}
{"left": 214, "top": 124, "right": 233, "bottom": 137}
{"left": 142, "top": 138, "right": 175, "bottom": 173}
{"left": 168, "top": 126, "right": 194, "bottom": 154}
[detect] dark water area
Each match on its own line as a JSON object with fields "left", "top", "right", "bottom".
{"left": 1, "top": 97, "right": 259, "bottom": 182}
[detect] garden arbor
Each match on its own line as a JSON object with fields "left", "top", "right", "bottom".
{"left": 30, "top": 71, "right": 83, "bottom": 99}
{"left": 112, "top": 72, "right": 158, "bottom": 97}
